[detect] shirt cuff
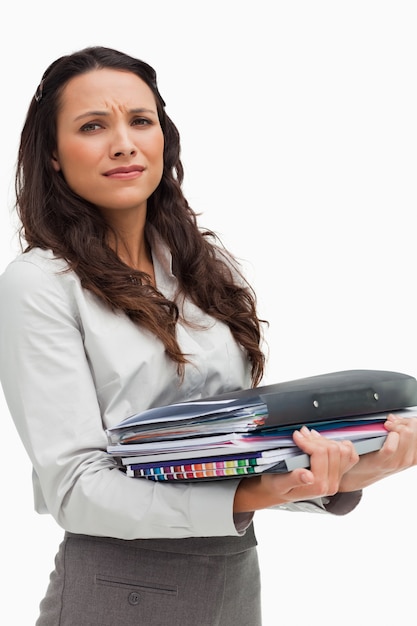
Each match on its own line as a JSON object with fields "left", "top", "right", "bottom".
{"left": 233, "top": 511, "right": 255, "bottom": 534}
{"left": 322, "top": 490, "right": 363, "bottom": 515}
{"left": 268, "top": 490, "right": 362, "bottom": 515}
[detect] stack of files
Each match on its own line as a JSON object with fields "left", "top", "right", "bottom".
{"left": 106, "top": 369, "right": 417, "bottom": 481}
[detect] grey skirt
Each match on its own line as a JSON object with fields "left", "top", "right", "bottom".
{"left": 36, "top": 529, "right": 262, "bottom": 626}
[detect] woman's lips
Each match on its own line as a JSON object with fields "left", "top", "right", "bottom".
{"left": 104, "top": 166, "right": 145, "bottom": 179}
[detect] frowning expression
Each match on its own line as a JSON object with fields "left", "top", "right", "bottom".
{"left": 52, "top": 68, "right": 164, "bottom": 220}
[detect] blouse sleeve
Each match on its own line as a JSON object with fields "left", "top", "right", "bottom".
{"left": 269, "top": 491, "right": 362, "bottom": 515}
{"left": 0, "top": 258, "right": 244, "bottom": 540}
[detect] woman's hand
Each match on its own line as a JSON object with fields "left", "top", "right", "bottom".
{"left": 339, "top": 414, "right": 417, "bottom": 493}
{"left": 234, "top": 426, "right": 359, "bottom": 513}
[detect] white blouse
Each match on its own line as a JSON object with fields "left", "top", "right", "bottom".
{"left": 0, "top": 227, "right": 359, "bottom": 541}
{"left": 0, "top": 228, "right": 256, "bottom": 540}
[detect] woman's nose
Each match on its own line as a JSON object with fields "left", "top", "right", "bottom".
{"left": 113, "top": 148, "right": 137, "bottom": 157}
{"left": 110, "top": 128, "right": 137, "bottom": 158}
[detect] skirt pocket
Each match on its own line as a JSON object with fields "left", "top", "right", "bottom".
{"left": 95, "top": 572, "right": 178, "bottom": 605}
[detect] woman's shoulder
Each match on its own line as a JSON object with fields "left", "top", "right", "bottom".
{"left": 3, "top": 247, "right": 69, "bottom": 274}
{"left": 0, "top": 248, "right": 76, "bottom": 301}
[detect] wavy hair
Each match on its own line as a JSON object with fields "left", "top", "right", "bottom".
{"left": 16, "top": 46, "right": 266, "bottom": 386}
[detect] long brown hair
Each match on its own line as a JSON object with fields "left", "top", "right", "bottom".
{"left": 16, "top": 46, "right": 266, "bottom": 386}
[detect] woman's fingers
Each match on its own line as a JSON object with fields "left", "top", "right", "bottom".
{"left": 338, "top": 415, "right": 417, "bottom": 493}
{"left": 234, "top": 428, "right": 361, "bottom": 512}
{"left": 291, "top": 427, "right": 359, "bottom": 496}
{"left": 293, "top": 427, "right": 358, "bottom": 468}
{"left": 383, "top": 414, "right": 417, "bottom": 467}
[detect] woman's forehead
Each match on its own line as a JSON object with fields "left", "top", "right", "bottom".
{"left": 59, "top": 68, "right": 156, "bottom": 113}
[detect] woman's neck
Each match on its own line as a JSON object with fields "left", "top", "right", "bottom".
{"left": 105, "top": 212, "right": 155, "bottom": 282}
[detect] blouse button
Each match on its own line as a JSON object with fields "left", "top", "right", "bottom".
{"left": 128, "top": 591, "right": 140, "bottom": 605}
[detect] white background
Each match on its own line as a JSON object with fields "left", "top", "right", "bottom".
{"left": 1, "top": 2, "right": 416, "bottom": 624}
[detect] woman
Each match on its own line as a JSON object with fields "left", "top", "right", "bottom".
{"left": 1, "top": 46, "right": 416, "bottom": 626}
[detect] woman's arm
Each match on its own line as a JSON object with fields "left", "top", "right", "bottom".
{"left": 0, "top": 257, "right": 243, "bottom": 540}
{"left": 234, "top": 412, "right": 417, "bottom": 514}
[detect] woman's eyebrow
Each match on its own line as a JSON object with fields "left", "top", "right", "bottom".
{"left": 74, "top": 107, "right": 157, "bottom": 122}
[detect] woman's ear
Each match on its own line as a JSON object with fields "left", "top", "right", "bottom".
{"left": 51, "top": 152, "right": 61, "bottom": 172}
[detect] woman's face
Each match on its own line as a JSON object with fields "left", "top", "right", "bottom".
{"left": 52, "top": 68, "right": 164, "bottom": 219}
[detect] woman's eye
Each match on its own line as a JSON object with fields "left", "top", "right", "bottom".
{"left": 132, "top": 117, "right": 151, "bottom": 127}
{"left": 80, "top": 122, "right": 102, "bottom": 132}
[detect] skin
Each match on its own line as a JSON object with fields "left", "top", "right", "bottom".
{"left": 339, "top": 412, "right": 417, "bottom": 491}
{"left": 234, "top": 414, "right": 417, "bottom": 512}
{"left": 50, "top": 68, "right": 417, "bottom": 514}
